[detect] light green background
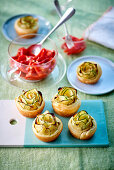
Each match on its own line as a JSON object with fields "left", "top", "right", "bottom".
{"left": 0, "top": 0, "right": 114, "bottom": 169}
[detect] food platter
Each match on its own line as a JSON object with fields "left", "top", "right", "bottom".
{"left": 0, "top": 53, "right": 66, "bottom": 90}
{"left": 0, "top": 100, "right": 109, "bottom": 147}
{"left": 67, "top": 55, "right": 114, "bottom": 95}
{"left": 2, "top": 14, "right": 52, "bottom": 42}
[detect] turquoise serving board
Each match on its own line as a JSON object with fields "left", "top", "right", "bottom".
{"left": 24, "top": 100, "right": 109, "bottom": 147}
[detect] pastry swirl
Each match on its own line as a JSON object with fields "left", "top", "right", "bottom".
{"left": 15, "top": 89, "right": 45, "bottom": 118}
{"left": 52, "top": 87, "right": 81, "bottom": 117}
{"left": 17, "top": 16, "right": 38, "bottom": 29}
{"left": 68, "top": 110, "right": 97, "bottom": 140}
{"left": 32, "top": 110, "right": 63, "bottom": 142}
{"left": 14, "top": 16, "right": 39, "bottom": 38}
{"left": 77, "top": 61, "right": 102, "bottom": 84}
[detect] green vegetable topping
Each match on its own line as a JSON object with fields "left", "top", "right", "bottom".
{"left": 18, "top": 89, "right": 43, "bottom": 110}
{"left": 54, "top": 87, "right": 77, "bottom": 105}
{"left": 73, "top": 110, "right": 93, "bottom": 130}
{"left": 78, "top": 62, "right": 98, "bottom": 79}
{"left": 18, "top": 16, "right": 38, "bottom": 29}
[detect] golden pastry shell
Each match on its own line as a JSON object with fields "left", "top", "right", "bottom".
{"left": 15, "top": 97, "right": 45, "bottom": 118}
{"left": 68, "top": 115, "right": 97, "bottom": 140}
{"left": 32, "top": 116, "right": 63, "bottom": 142}
{"left": 52, "top": 94, "right": 81, "bottom": 117}
{"left": 76, "top": 61, "right": 102, "bottom": 84}
{"left": 14, "top": 18, "right": 39, "bottom": 38}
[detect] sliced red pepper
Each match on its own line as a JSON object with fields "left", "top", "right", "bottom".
{"left": 19, "top": 60, "right": 29, "bottom": 65}
{"left": 17, "top": 47, "right": 28, "bottom": 56}
{"left": 61, "top": 35, "right": 86, "bottom": 55}
{"left": 10, "top": 46, "right": 56, "bottom": 80}
{"left": 26, "top": 67, "right": 37, "bottom": 77}
{"left": 37, "top": 48, "right": 47, "bottom": 62}
{"left": 17, "top": 55, "right": 26, "bottom": 62}
{"left": 12, "top": 56, "right": 18, "bottom": 60}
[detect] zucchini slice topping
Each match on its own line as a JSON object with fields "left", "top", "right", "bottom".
{"left": 18, "top": 16, "right": 38, "bottom": 29}
{"left": 17, "top": 89, "right": 43, "bottom": 110}
{"left": 34, "top": 110, "right": 60, "bottom": 135}
{"left": 77, "top": 62, "right": 98, "bottom": 79}
{"left": 54, "top": 87, "right": 77, "bottom": 105}
{"left": 72, "top": 110, "right": 93, "bottom": 130}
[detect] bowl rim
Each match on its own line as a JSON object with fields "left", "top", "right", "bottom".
{"left": 56, "top": 29, "right": 87, "bottom": 43}
{"left": 61, "top": 36, "right": 86, "bottom": 43}
{"left": 8, "top": 33, "right": 58, "bottom": 67}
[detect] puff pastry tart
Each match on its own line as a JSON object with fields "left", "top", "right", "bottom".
{"left": 14, "top": 16, "right": 38, "bottom": 38}
{"left": 52, "top": 87, "right": 81, "bottom": 117}
{"left": 15, "top": 89, "right": 45, "bottom": 118}
{"left": 68, "top": 110, "right": 97, "bottom": 140}
{"left": 76, "top": 61, "right": 102, "bottom": 84}
{"left": 32, "top": 110, "right": 63, "bottom": 142}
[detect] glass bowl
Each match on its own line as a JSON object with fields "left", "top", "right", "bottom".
{"left": 8, "top": 34, "right": 58, "bottom": 82}
{"left": 61, "top": 36, "right": 86, "bottom": 55}
{"left": 56, "top": 25, "right": 87, "bottom": 55}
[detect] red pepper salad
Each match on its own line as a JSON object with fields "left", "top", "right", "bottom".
{"left": 61, "top": 35, "right": 86, "bottom": 55}
{"left": 10, "top": 47, "right": 56, "bottom": 80}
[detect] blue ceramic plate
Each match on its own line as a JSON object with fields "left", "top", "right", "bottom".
{"left": 67, "top": 56, "right": 114, "bottom": 95}
{"left": 2, "top": 14, "right": 52, "bottom": 42}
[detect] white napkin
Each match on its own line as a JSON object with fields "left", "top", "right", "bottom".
{"left": 84, "top": 7, "right": 114, "bottom": 49}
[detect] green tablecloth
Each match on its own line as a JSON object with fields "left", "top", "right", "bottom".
{"left": 0, "top": 0, "right": 114, "bottom": 169}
